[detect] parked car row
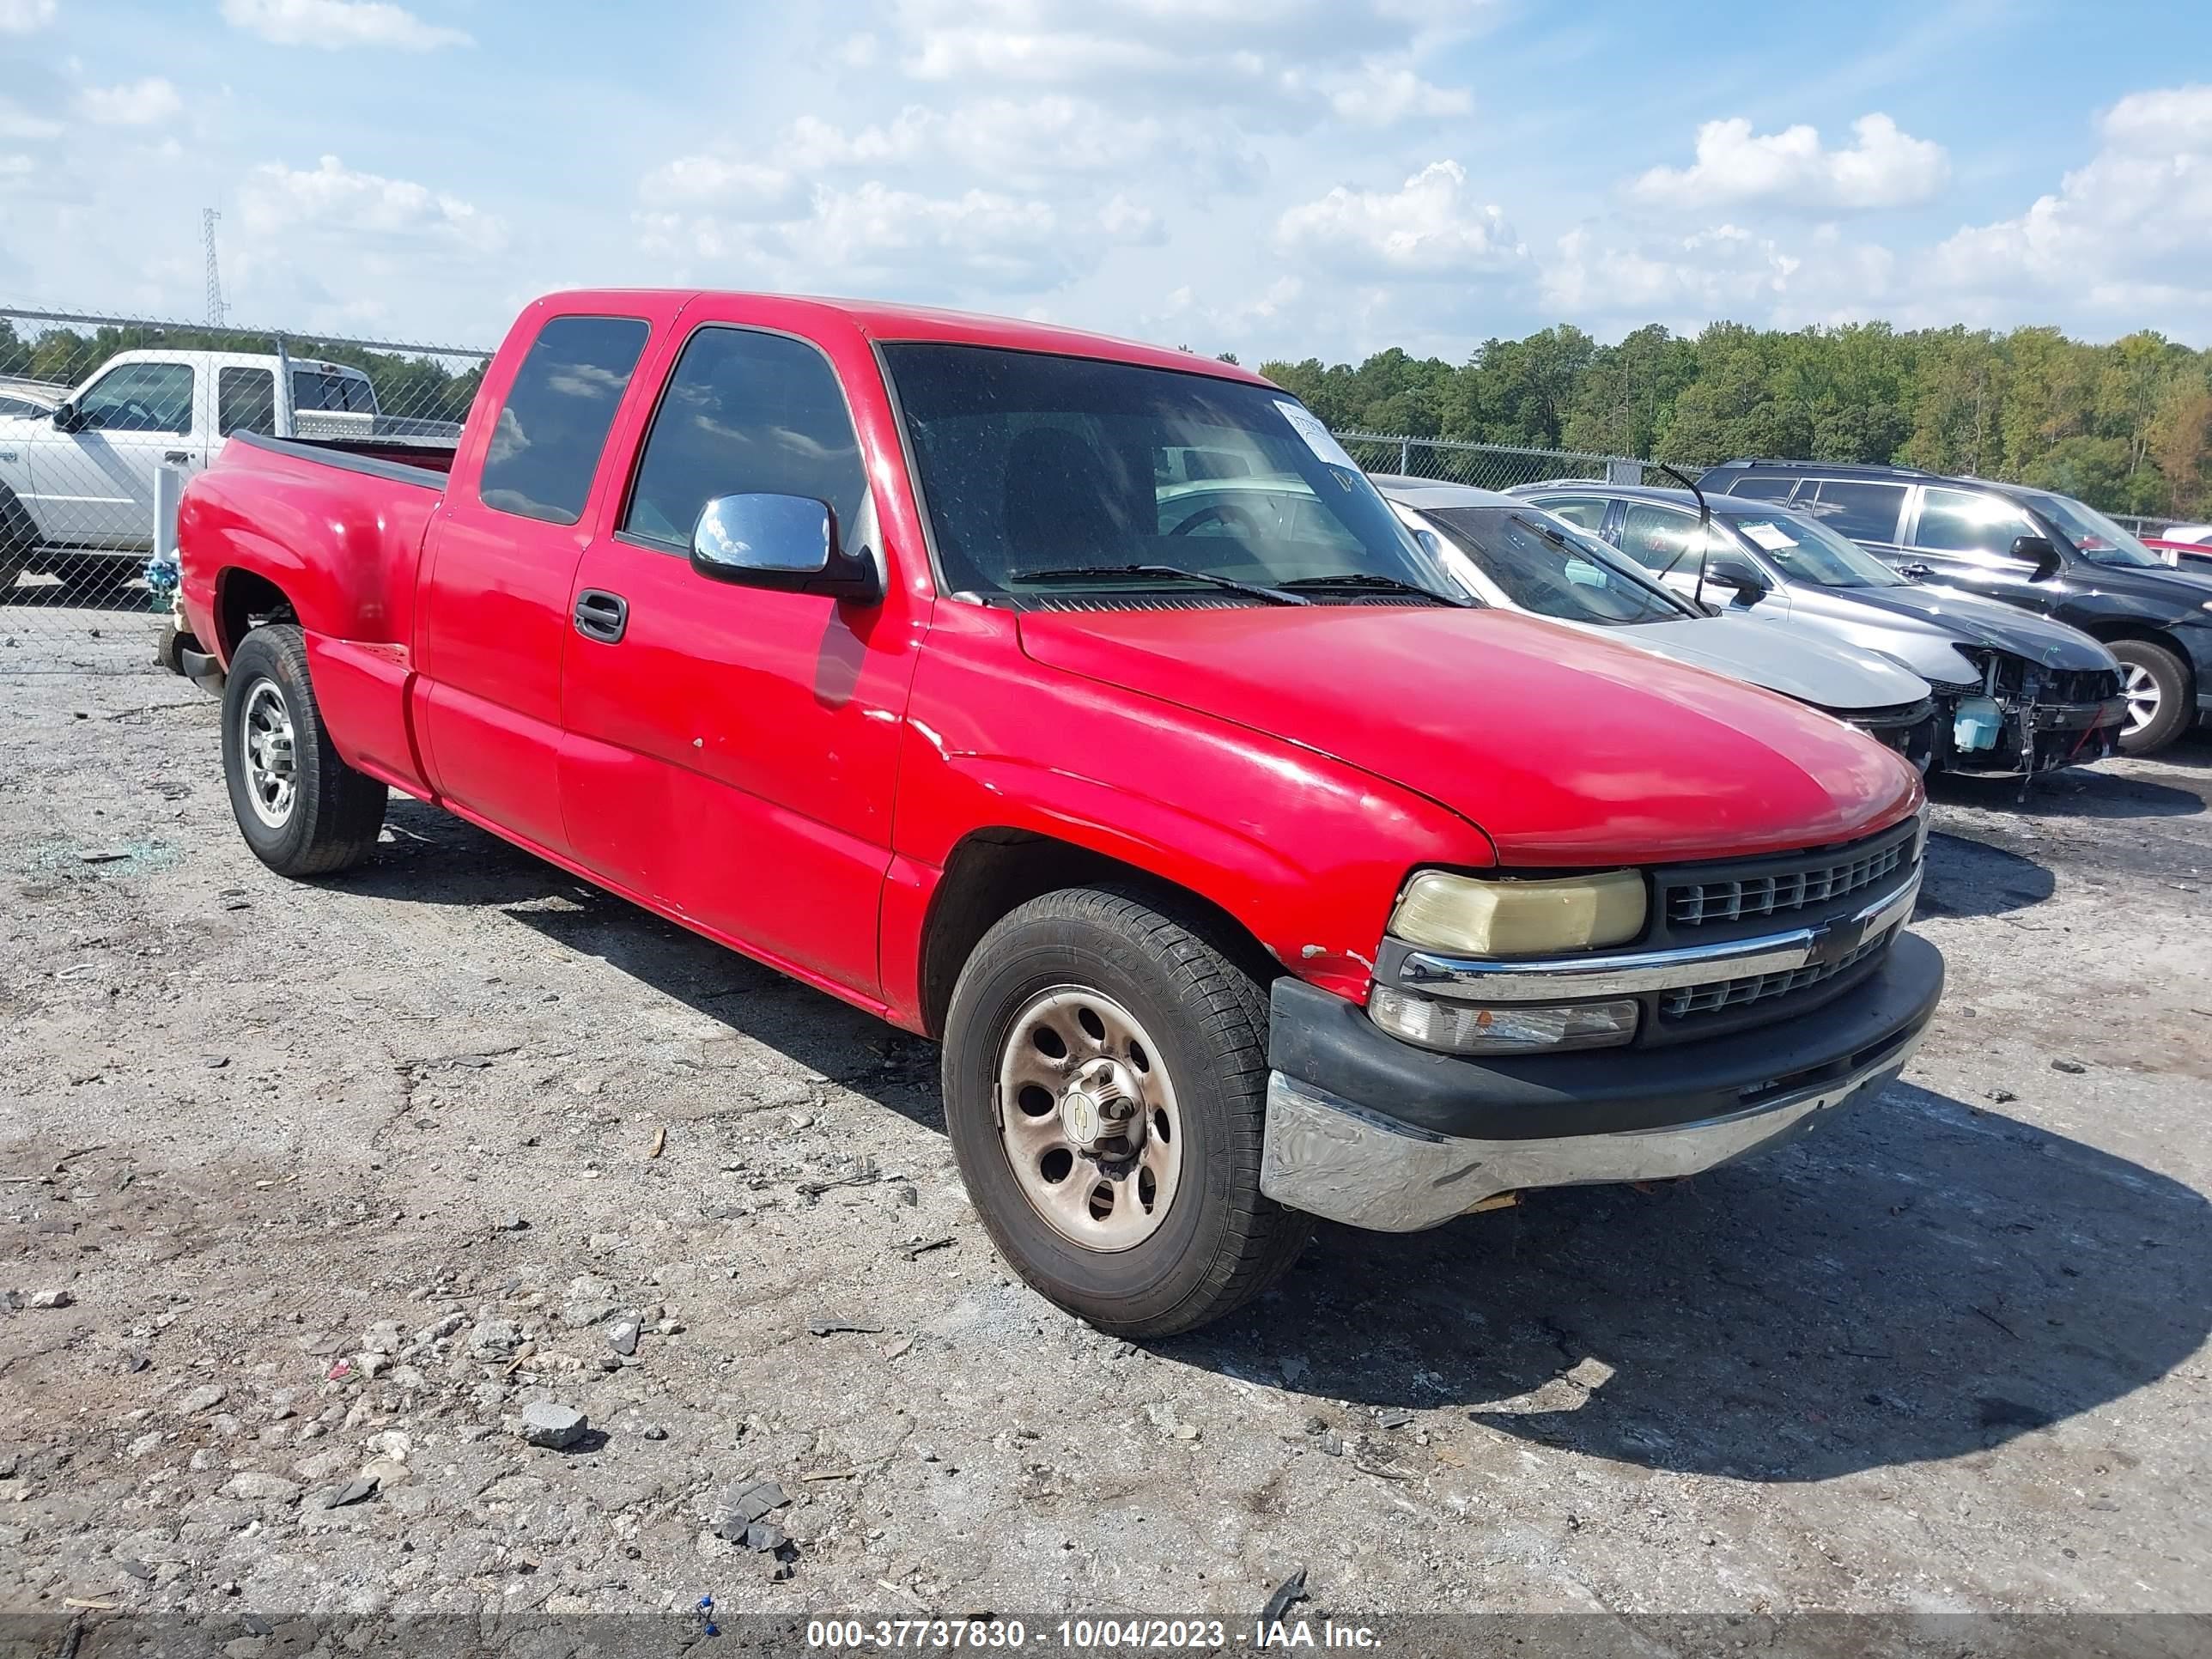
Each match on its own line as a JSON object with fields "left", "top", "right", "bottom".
{"left": 1694, "top": 459, "right": 2212, "bottom": 756}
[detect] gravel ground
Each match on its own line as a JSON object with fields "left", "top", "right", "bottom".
{"left": 2, "top": 622, "right": 2208, "bottom": 1638}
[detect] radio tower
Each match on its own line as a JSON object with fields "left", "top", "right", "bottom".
{"left": 202, "top": 208, "right": 227, "bottom": 328}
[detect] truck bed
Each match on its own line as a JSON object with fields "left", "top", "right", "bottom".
{"left": 229, "top": 429, "right": 456, "bottom": 486}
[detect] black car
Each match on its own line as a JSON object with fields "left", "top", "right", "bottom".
{"left": 1698, "top": 459, "right": 2212, "bottom": 755}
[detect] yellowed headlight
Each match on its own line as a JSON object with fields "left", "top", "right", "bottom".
{"left": 1390, "top": 870, "right": 1647, "bottom": 957}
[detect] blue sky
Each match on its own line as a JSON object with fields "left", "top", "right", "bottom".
{"left": 3, "top": 0, "right": 2210, "bottom": 361}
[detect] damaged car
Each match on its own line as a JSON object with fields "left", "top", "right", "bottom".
{"left": 1374, "top": 478, "right": 1938, "bottom": 769}
{"left": 1510, "top": 482, "right": 2125, "bottom": 778}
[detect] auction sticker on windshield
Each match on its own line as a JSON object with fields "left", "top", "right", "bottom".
{"left": 1739, "top": 521, "right": 1799, "bottom": 551}
{"left": 1274, "top": 399, "right": 1360, "bottom": 471}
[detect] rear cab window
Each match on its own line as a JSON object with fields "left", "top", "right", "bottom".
{"left": 623, "top": 326, "right": 866, "bottom": 551}
{"left": 477, "top": 315, "right": 652, "bottom": 526}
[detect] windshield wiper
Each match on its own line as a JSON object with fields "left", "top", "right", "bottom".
{"left": 1278, "top": 571, "right": 1471, "bottom": 606}
{"left": 1009, "top": 564, "right": 1310, "bottom": 605}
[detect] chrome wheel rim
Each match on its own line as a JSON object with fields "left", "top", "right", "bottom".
{"left": 239, "top": 678, "right": 298, "bottom": 829}
{"left": 2121, "top": 663, "right": 2160, "bottom": 736}
{"left": 995, "top": 986, "right": 1182, "bottom": 1253}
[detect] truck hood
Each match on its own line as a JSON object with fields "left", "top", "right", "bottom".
{"left": 1554, "top": 613, "right": 1929, "bottom": 713}
{"left": 1016, "top": 605, "right": 1919, "bottom": 865}
{"left": 1817, "top": 583, "right": 2117, "bottom": 672}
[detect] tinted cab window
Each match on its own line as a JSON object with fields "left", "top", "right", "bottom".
{"left": 624, "top": 327, "right": 867, "bottom": 550}
{"left": 1800, "top": 480, "right": 1906, "bottom": 544}
{"left": 218, "top": 368, "right": 276, "bottom": 436}
{"left": 1717, "top": 473, "right": 1798, "bottom": 502}
{"left": 1614, "top": 503, "right": 1706, "bottom": 572}
{"left": 1911, "top": 486, "right": 2035, "bottom": 558}
{"left": 1535, "top": 495, "right": 1611, "bottom": 532}
{"left": 478, "top": 315, "right": 651, "bottom": 526}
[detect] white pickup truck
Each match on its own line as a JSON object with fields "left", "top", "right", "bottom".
{"left": 0, "top": 348, "right": 418, "bottom": 589}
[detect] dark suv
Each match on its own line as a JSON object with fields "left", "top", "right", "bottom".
{"left": 1698, "top": 459, "right": 2212, "bottom": 755}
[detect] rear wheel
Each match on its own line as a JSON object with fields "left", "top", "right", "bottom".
{"left": 942, "top": 885, "right": 1310, "bottom": 1338}
{"left": 0, "top": 486, "right": 34, "bottom": 600}
{"left": 2111, "top": 640, "right": 2191, "bottom": 756}
{"left": 220, "top": 623, "right": 387, "bottom": 876}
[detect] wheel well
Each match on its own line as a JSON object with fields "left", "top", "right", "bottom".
{"left": 2084, "top": 623, "right": 2197, "bottom": 688}
{"left": 916, "top": 830, "right": 1279, "bottom": 1037}
{"left": 215, "top": 569, "right": 297, "bottom": 659}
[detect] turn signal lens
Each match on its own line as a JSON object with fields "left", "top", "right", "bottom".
{"left": 1390, "top": 869, "right": 1647, "bottom": 957}
{"left": 1368, "top": 987, "right": 1639, "bottom": 1054}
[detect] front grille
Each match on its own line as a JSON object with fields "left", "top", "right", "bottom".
{"left": 1659, "top": 929, "right": 1891, "bottom": 1019}
{"left": 1666, "top": 837, "right": 1909, "bottom": 927}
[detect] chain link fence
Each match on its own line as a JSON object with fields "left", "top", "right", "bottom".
{"left": 1340, "top": 431, "right": 1645, "bottom": 491}
{"left": 0, "top": 307, "right": 489, "bottom": 670}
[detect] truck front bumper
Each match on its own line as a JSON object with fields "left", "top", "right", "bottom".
{"left": 1259, "top": 930, "right": 1944, "bottom": 1232}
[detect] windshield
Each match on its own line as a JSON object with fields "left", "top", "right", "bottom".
{"left": 1726, "top": 510, "right": 1905, "bottom": 587}
{"left": 880, "top": 343, "right": 1443, "bottom": 601}
{"left": 1425, "top": 507, "right": 1688, "bottom": 624}
{"left": 2021, "top": 491, "right": 2163, "bottom": 568}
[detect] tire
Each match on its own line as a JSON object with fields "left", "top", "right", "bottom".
{"left": 942, "top": 884, "right": 1310, "bottom": 1338}
{"left": 2112, "top": 640, "right": 2192, "bottom": 757}
{"left": 0, "top": 485, "right": 34, "bottom": 599}
{"left": 220, "top": 623, "right": 388, "bottom": 876}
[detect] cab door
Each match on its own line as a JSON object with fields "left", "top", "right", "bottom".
{"left": 556, "top": 315, "right": 912, "bottom": 998}
{"left": 414, "top": 308, "right": 659, "bottom": 855}
{"left": 1898, "top": 484, "right": 2057, "bottom": 615}
{"left": 40, "top": 356, "right": 199, "bottom": 547}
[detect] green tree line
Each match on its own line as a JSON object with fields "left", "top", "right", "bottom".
{"left": 0, "top": 319, "right": 484, "bottom": 425}
{"left": 1261, "top": 321, "right": 2212, "bottom": 520}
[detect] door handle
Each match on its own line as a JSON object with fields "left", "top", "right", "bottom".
{"left": 164, "top": 451, "right": 192, "bottom": 465}
{"left": 574, "top": 588, "right": 629, "bottom": 644}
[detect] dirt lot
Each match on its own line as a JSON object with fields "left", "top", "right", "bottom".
{"left": 3, "top": 620, "right": 2209, "bottom": 1638}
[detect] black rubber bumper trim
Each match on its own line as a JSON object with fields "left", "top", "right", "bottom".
{"left": 1270, "top": 931, "right": 1944, "bottom": 1142}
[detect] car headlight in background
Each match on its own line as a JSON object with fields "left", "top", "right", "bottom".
{"left": 1389, "top": 869, "right": 1646, "bottom": 957}
{"left": 1368, "top": 986, "right": 1639, "bottom": 1054}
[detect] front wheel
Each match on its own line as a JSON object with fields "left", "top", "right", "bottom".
{"left": 2112, "top": 640, "right": 2191, "bottom": 756}
{"left": 942, "top": 885, "right": 1310, "bottom": 1338}
{"left": 221, "top": 623, "right": 388, "bottom": 876}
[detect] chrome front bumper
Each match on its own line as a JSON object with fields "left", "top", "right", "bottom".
{"left": 1259, "top": 1016, "right": 1927, "bottom": 1233}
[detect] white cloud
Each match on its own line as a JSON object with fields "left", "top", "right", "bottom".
{"left": 1631, "top": 113, "right": 1948, "bottom": 211}
{"left": 638, "top": 153, "right": 806, "bottom": 219}
{"left": 1097, "top": 191, "right": 1163, "bottom": 244}
{"left": 0, "top": 98, "right": 62, "bottom": 141}
{"left": 1931, "top": 84, "right": 2212, "bottom": 319}
{"left": 75, "top": 77, "right": 183, "bottom": 127}
{"left": 802, "top": 181, "right": 1066, "bottom": 289}
{"left": 1275, "top": 160, "right": 1525, "bottom": 276}
{"left": 776, "top": 98, "right": 1176, "bottom": 185}
{"left": 1325, "top": 61, "right": 1472, "bottom": 126}
{"left": 219, "top": 0, "right": 471, "bottom": 51}
{"left": 0, "top": 153, "right": 33, "bottom": 179}
{"left": 0, "top": 0, "right": 56, "bottom": 33}
{"left": 240, "top": 155, "right": 505, "bottom": 252}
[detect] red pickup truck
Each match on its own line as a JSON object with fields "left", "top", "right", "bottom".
{"left": 175, "top": 289, "right": 1943, "bottom": 1335}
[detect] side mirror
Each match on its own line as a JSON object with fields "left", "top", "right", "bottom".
{"left": 2011, "top": 535, "right": 2063, "bottom": 582}
{"left": 689, "top": 493, "right": 883, "bottom": 603}
{"left": 51, "top": 401, "right": 82, "bottom": 433}
{"left": 1706, "top": 556, "right": 1769, "bottom": 605}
